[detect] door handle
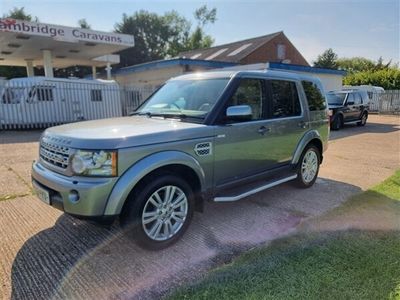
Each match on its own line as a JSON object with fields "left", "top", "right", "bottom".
{"left": 258, "top": 126, "right": 270, "bottom": 135}
{"left": 298, "top": 121, "right": 307, "bottom": 129}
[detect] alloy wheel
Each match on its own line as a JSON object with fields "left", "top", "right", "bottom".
{"left": 301, "top": 149, "right": 319, "bottom": 183}
{"left": 142, "top": 185, "right": 188, "bottom": 241}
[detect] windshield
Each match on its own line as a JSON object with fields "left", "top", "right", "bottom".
{"left": 326, "top": 93, "right": 347, "bottom": 105}
{"left": 137, "top": 78, "right": 230, "bottom": 121}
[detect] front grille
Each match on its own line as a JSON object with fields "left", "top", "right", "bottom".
{"left": 40, "top": 139, "right": 70, "bottom": 169}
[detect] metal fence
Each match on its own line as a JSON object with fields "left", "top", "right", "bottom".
{"left": 368, "top": 90, "right": 400, "bottom": 114}
{"left": 0, "top": 79, "right": 156, "bottom": 130}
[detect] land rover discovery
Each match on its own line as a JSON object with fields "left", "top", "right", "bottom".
{"left": 32, "top": 70, "right": 329, "bottom": 249}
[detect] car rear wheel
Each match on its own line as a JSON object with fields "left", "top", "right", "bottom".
{"left": 331, "top": 114, "right": 343, "bottom": 130}
{"left": 122, "top": 174, "right": 194, "bottom": 250}
{"left": 294, "top": 145, "right": 320, "bottom": 188}
{"left": 357, "top": 112, "right": 367, "bottom": 126}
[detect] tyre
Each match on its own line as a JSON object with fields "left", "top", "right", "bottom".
{"left": 122, "top": 174, "right": 194, "bottom": 250}
{"left": 331, "top": 114, "right": 343, "bottom": 130}
{"left": 294, "top": 145, "right": 321, "bottom": 188}
{"left": 357, "top": 112, "right": 368, "bottom": 126}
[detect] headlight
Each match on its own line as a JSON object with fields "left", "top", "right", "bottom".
{"left": 71, "top": 150, "right": 117, "bottom": 176}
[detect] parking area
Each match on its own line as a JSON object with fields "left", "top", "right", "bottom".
{"left": 0, "top": 114, "right": 399, "bottom": 299}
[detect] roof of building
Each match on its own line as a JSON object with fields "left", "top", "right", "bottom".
{"left": 268, "top": 62, "right": 347, "bottom": 76}
{"left": 178, "top": 31, "right": 283, "bottom": 63}
{"left": 0, "top": 18, "right": 134, "bottom": 68}
{"left": 114, "top": 58, "right": 238, "bottom": 75}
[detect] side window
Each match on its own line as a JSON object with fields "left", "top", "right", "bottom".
{"left": 354, "top": 93, "right": 362, "bottom": 105}
{"left": 346, "top": 93, "right": 355, "bottom": 105}
{"left": 37, "top": 87, "right": 54, "bottom": 101}
{"left": 91, "top": 89, "right": 102, "bottom": 102}
{"left": 301, "top": 80, "right": 326, "bottom": 111}
{"left": 269, "top": 80, "right": 301, "bottom": 118}
{"left": 227, "top": 79, "right": 264, "bottom": 121}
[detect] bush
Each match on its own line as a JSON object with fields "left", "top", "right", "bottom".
{"left": 343, "top": 68, "right": 400, "bottom": 90}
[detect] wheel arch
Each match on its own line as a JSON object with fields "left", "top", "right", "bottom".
{"left": 292, "top": 130, "right": 324, "bottom": 165}
{"left": 103, "top": 151, "right": 205, "bottom": 216}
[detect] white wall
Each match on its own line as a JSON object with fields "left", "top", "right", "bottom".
{"left": 294, "top": 71, "right": 343, "bottom": 92}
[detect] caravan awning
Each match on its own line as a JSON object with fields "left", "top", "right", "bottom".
{"left": 0, "top": 18, "right": 134, "bottom": 68}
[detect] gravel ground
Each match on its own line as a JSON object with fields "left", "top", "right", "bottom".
{"left": 0, "top": 114, "right": 399, "bottom": 300}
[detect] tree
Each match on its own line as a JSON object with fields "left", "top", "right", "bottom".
{"left": 343, "top": 68, "right": 400, "bottom": 90}
{"left": 2, "top": 7, "right": 39, "bottom": 21}
{"left": 114, "top": 6, "right": 217, "bottom": 67}
{"left": 78, "top": 18, "right": 91, "bottom": 29}
{"left": 313, "top": 48, "right": 338, "bottom": 69}
{"left": 337, "top": 57, "right": 393, "bottom": 74}
{"left": 337, "top": 57, "right": 376, "bottom": 73}
{"left": 0, "top": 8, "right": 41, "bottom": 79}
{"left": 186, "top": 5, "right": 216, "bottom": 50}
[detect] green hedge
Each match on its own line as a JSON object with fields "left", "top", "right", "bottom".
{"left": 343, "top": 69, "right": 400, "bottom": 90}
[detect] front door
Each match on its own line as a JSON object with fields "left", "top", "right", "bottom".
{"left": 213, "top": 78, "right": 271, "bottom": 186}
{"left": 213, "top": 78, "right": 308, "bottom": 187}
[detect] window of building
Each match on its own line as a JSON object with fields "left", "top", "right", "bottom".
{"left": 228, "top": 79, "right": 264, "bottom": 121}
{"left": 301, "top": 81, "right": 326, "bottom": 111}
{"left": 91, "top": 89, "right": 102, "bottom": 102}
{"left": 269, "top": 80, "right": 301, "bottom": 118}
{"left": 277, "top": 44, "right": 286, "bottom": 60}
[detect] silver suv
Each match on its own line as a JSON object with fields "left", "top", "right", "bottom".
{"left": 32, "top": 70, "right": 329, "bottom": 249}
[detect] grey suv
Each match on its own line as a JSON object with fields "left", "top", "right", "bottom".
{"left": 32, "top": 70, "right": 329, "bottom": 249}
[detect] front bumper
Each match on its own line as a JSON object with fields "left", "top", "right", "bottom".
{"left": 31, "top": 161, "right": 118, "bottom": 219}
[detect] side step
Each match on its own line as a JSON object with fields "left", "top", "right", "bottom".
{"left": 213, "top": 175, "right": 297, "bottom": 202}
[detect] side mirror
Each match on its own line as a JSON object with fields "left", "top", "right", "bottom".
{"left": 347, "top": 101, "right": 354, "bottom": 105}
{"left": 226, "top": 105, "right": 252, "bottom": 121}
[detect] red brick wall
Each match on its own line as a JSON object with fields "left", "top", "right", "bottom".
{"left": 240, "top": 33, "right": 310, "bottom": 66}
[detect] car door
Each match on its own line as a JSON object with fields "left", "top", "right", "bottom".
{"left": 213, "top": 78, "right": 274, "bottom": 187}
{"left": 264, "top": 79, "right": 309, "bottom": 165}
{"left": 343, "top": 93, "right": 357, "bottom": 121}
{"left": 353, "top": 92, "right": 364, "bottom": 119}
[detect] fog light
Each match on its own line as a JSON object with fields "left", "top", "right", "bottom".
{"left": 68, "top": 190, "right": 80, "bottom": 203}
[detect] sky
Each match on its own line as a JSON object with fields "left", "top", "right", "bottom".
{"left": 1, "top": 0, "right": 399, "bottom": 65}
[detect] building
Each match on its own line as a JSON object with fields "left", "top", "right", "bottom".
{"left": 113, "top": 58, "right": 236, "bottom": 87}
{"left": 0, "top": 18, "right": 134, "bottom": 79}
{"left": 111, "top": 59, "right": 345, "bottom": 93}
{"left": 179, "top": 31, "right": 309, "bottom": 66}
{"left": 221, "top": 62, "right": 346, "bottom": 92}
{"left": 110, "top": 31, "right": 345, "bottom": 92}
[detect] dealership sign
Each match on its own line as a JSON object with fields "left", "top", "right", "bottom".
{"left": 0, "top": 18, "right": 134, "bottom": 47}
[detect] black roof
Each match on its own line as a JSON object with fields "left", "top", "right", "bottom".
{"left": 178, "top": 31, "right": 283, "bottom": 63}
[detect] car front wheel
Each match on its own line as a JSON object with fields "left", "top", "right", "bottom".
{"left": 122, "top": 174, "right": 194, "bottom": 250}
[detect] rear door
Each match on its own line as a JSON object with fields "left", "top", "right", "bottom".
{"left": 343, "top": 93, "right": 357, "bottom": 121}
{"left": 264, "top": 79, "right": 309, "bottom": 164}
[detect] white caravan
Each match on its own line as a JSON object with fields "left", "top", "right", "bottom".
{"left": 0, "top": 77, "right": 122, "bottom": 128}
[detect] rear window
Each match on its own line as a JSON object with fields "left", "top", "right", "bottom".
{"left": 301, "top": 81, "right": 326, "bottom": 111}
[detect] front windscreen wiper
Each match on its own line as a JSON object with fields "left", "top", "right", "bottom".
{"left": 135, "top": 111, "right": 204, "bottom": 120}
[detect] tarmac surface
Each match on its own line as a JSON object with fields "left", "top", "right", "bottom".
{"left": 0, "top": 114, "right": 399, "bottom": 299}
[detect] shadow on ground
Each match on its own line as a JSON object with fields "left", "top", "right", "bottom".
{"left": 169, "top": 190, "right": 400, "bottom": 299}
{"left": 329, "top": 120, "right": 399, "bottom": 141}
{"left": 10, "top": 178, "right": 362, "bottom": 299}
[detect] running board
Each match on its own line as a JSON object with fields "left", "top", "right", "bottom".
{"left": 213, "top": 175, "right": 298, "bottom": 202}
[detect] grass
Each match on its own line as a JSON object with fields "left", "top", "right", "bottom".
{"left": 169, "top": 170, "right": 400, "bottom": 300}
